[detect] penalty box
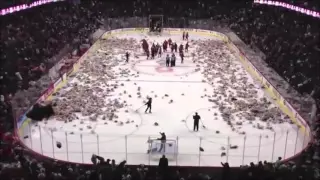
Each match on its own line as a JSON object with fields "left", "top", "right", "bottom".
{"left": 149, "top": 14, "right": 163, "bottom": 33}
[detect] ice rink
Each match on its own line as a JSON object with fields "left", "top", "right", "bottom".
{"left": 21, "top": 30, "right": 307, "bottom": 166}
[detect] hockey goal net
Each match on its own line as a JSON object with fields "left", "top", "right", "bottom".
{"left": 147, "top": 138, "right": 178, "bottom": 161}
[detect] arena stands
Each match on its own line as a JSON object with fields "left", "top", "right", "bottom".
{"left": 0, "top": 0, "right": 319, "bottom": 180}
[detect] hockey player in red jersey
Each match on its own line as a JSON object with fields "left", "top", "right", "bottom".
{"left": 163, "top": 40, "right": 168, "bottom": 52}
{"left": 185, "top": 42, "right": 189, "bottom": 52}
{"left": 141, "top": 39, "right": 149, "bottom": 55}
{"left": 179, "top": 44, "right": 184, "bottom": 53}
{"left": 171, "top": 43, "right": 175, "bottom": 52}
{"left": 168, "top": 38, "right": 172, "bottom": 46}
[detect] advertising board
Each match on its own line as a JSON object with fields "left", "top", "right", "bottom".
{"left": 197, "top": 29, "right": 209, "bottom": 33}
{"left": 134, "top": 28, "right": 145, "bottom": 32}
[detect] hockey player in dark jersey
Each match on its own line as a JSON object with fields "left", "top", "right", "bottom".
{"left": 166, "top": 54, "right": 170, "bottom": 67}
{"left": 174, "top": 43, "right": 178, "bottom": 53}
{"left": 125, "top": 52, "right": 129, "bottom": 63}
{"left": 163, "top": 40, "right": 168, "bottom": 52}
{"left": 179, "top": 44, "right": 184, "bottom": 53}
{"left": 151, "top": 44, "right": 156, "bottom": 59}
{"left": 180, "top": 51, "right": 184, "bottom": 64}
{"left": 158, "top": 132, "right": 166, "bottom": 152}
{"left": 170, "top": 53, "right": 176, "bottom": 67}
{"left": 145, "top": 97, "right": 152, "bottom": 113}
{"left": 185, "top": 42, "right": 189, "bottom": 52}
{"left": 146, "top": 50, "right": 150, "bottom": 59}
{"left": 168, "top": 38, "right": 172, "bottom": 46}
{"left": 171, "top": 43, "right": 175, "bottom": 52}
{"left": 193, "top": 112, "right": 201, "bottom": 131}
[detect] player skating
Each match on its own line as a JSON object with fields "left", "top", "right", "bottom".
{"left": 145, "top": 97, "right": 152, "bottom": 113}
{"left": 193, "top": 112, "right": 201, "bottom": 131}
{"left": 186, "top": 32, "right": 189, "bottom": 40}
{"left": 182, "top": 31, "right": 186, "bottom": 40}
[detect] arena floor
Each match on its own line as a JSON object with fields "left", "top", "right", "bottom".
{"left": 22, "top": 30, "right": 305, "bottom": 166}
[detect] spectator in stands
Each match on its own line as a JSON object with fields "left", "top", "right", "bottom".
{"left": 158, "top": 155, "right": 168, "bottom": 179}
{"left": 221, "top": 162, "right": 230, "bottom": 180}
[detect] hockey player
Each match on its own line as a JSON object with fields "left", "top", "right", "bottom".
{"left": 186, "top": 32, "right": 189, "bottom": 40}
{"left": 151, "top": 44, "right": 156, "bottom": 59}
{"left": 141, "top": 39, "right": 149, "bottom": 54}
{"left": 145, "top": 97, "right": 152, "bottom": 113}
{"left": 163, "top": 40, "right": 168, "bottom": 52}
{"left": 180, "top": 51, "right": 184, "bottom": 64}
{"left": 146, "top": 49, "right": 150, "bottom": 59}
{"left": 125, "top": 52, "right": 129, "bottom": 63}
{"left": 171, "top": 43, "right": 175, "bottom": 52}
{"left": 168, "top": 38, "right": 172, "bottom": 46}
{"left": 158, "top": 46, "right": 162, "bottom": 57}
{"left": 182, "top": 32, "right": 186, "bottom": 40}
{"left": 185, "top": 42, "right": 189, "bottom": 52}
{"left": 179, "top": 44, "right": 184, "bottom": 53}
{"left": 157, "top": 132, "right": 166, "bottom": 152}
{"left": 156, "top": 43, "right": 161, "bottom": 57}
{"left": 170, "top": 53, "right": 176, "bottom": 67}
{"left": 193, "top": 112, "right": 201, "bottom": 131}
{"left": 174, "top": 43, "right": 178, "bottom": 53}
{"left": 165, "top": 54, "right": 170, "bottom": 67}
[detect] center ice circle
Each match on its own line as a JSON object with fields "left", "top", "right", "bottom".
{"left": 132, "top": 58, "right": 198, "bottom": 76}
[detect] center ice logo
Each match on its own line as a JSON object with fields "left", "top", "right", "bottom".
{"left": 155, "top": 57, "right": 173, "bottom": 73}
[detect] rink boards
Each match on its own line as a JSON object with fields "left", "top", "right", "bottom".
{"left": 16, "top": 28, "right": 311, "bottom": 161}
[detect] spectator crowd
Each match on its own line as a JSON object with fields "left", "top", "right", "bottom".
{"left": 0, "top": 0, "right": 319, "bottom": 180}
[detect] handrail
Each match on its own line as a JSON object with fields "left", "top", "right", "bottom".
{"left": 253, "top": 0, "right": 320, "bottom": 18}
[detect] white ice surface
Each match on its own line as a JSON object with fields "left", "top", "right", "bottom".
{"left": 22, "top": 32, "right": 306, "bottom": 167}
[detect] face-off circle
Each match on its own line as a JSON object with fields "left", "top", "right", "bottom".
{"left": 155, "top": 66, "right": 174, "bottom": 73}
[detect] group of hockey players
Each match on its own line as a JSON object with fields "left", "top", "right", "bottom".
{"left": 137, "top": 32, "right": 190, "bottom": 67}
